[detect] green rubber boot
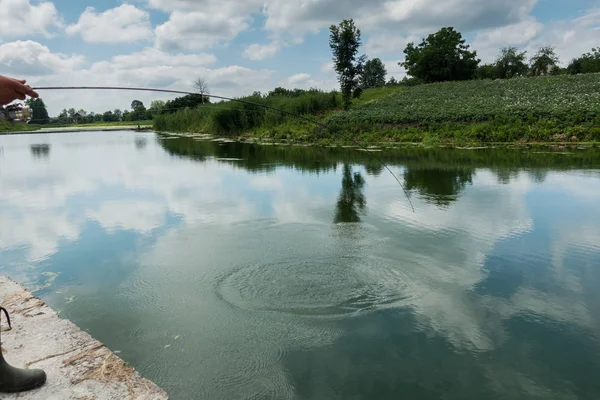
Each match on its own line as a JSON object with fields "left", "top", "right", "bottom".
{"left": 0, "top": 307, "right": 47, "bottom": 393}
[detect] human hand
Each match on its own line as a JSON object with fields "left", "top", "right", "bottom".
{"left": 0, "top": 76, "right": 39, "bottom": 106}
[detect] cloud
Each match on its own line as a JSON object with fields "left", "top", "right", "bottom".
{"left": 8, "top": 43, "right": 272, "bottom": 115}
{"left": 243, "top": 42, "right": 281, "bottom": 61}
{"left": 0, "top": 40, "right": 85, "bottom": 76}
{"left": 0, "top": 0, "right": 62, "bottom": 39}
{"left": 155, "top": 10, "right": 252, "bottom": 51}
{"left": 364, "top": 34, "right": 420, "bottom": 57}
{"left": 285, "top": 73, "right": 311, "bottom": 85}
{"left": 262, "top": 0, "right": 538, "bottom": 41}
{"left": 66, "top": 4, "right": 153, "bottom": 43}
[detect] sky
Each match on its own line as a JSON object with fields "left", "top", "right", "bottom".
{"left": 0, "top": 0, "right": 598, "bottom": 116}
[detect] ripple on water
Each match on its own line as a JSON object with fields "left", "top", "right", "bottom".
{"left": 216, "top": 255, "right": 426, "bottom": 318}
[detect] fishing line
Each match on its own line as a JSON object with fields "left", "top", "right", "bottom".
{"left": 33, "top": 85, "right": 415, "bottom": 212}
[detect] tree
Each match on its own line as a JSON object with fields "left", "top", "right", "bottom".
{"left": 329, "top": 19, "right": 363, "bottom": 110}
{"left": 361, "top": 58, "right": 387, "bottom": 88}
{"left": 67, "top": 108, "right": 76, "bottom": 118}
{"left": 476, "top": 63, "right": 499, "bottom": 80}
{"left": 26, "top": 98, "right": 50, "bottom": 124}
{"left": 113, "top": 109, "right": 123, "bottom": 120}
{"left": 131, "top": 100, "right": 144, "bottom": 110}
{"left": 495, "top": 47, "right": 528, "bottom": 79}
{"left": 386, "top": 76, "right": 399, "bottom": 86}
{"left": 568, "top": 47, "right": 600, "bottom": 75}
{"left": 194, "top": 78, "right": 210, "bottom": 103}
{"left": 149, "top": 100, "right": 165, "bottom": 113}
{"left": 529, "top": 46, "right": 559, "bottom": 76}
{"left": 102, "top": 110, "right": 117, "bottom": 122}
{"left": 401, "top": 27, "right": 479, "bottom": 83}
{"left": 567, "top": 58, "right": 584, "bottom": 75}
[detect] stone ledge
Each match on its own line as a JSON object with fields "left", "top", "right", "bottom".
{"left": 0, "top": 276, "right": 169, "bottom": 400}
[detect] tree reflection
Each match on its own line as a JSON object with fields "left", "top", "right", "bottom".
{"left": 404, "top": 167, "right": 473, "bottom": 208}
{"left": 135, "top": 137, "right": 148, "bottom": 150}
{"left": 30, "top": 144, "right": 51, "bottom": 160}
{"left": 334, "top": 164, "right": 366, "bottom": 223}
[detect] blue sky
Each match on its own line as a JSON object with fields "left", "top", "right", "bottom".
{"left": 0, "top": 0, "right": 598, "bottom": 115}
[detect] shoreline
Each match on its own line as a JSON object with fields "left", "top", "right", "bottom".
{"left": 0, "top": 125, "right": 153, "bottom": 135}
{"left": 0, "top": 276, "right": 169, "bottom": 399}
{"left": 155, "top": 131, "right": 600, "bottom": 149}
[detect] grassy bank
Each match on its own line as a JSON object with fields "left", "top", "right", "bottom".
{"left": 0, "top": 122, "right": 41, "bottom": 132}
{"left": 154, "top": 73, "right": 600, "bottom": 144}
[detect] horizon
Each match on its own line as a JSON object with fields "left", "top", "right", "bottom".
{"left": 0, "top": 0, "right": 598, "bottom": 115}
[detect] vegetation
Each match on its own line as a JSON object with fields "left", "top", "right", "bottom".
{"left": 0, "top": 122, "right": 40, "bottom": 132}
{"left": 154, "top": 88, "right": 340, "bottom": 136}
{"left": 361, "top": 58, "right": 387, "bottom": 89}
{"left": 329, "top": 19, "right": 364, "bottom": 109}
{"left": 326, "top": 73, "right": 600, "bottom": 143}
{"left": 401, "top": 27, "right": 479, "bottom": 83}
{"left": 26, "top": 98, "right": 50, "bottom": 124}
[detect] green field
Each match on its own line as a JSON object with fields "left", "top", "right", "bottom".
{"left": 0, "top": 122, "right": 41, "bottom": 133}
{"left": 154, "top": 73, "right": 600, "bottom": 144}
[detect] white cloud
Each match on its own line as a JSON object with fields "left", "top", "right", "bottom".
{"left": 9, "top": 44, "right": 272, "bottom": 115}
{"left": 0, "top": 0, "right": 62, "bottom": 39}
{"left": 155, "top": 11, "right": 251, "bottom": 51}
{"left": 285, "top": 73, "right": 311, "bottom": 85}
{"left": 0, "top": 40, "right": 85, "bottom": 76}
{"left": 66, "top": 4, "right": 153, "bottom": 43}
{"left": 243, "top": 42, "right": 281, "bottom": 60}
{"left": 364, "top": 33, "right": 420, "bottom": 57}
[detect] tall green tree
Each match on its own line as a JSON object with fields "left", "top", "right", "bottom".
{"left": 113, "top": 109, "right": 123, "bottom": 120}
{"left": 400, "top": 27, "right": 479, "bottom": 83}
{"left": 131, "top": 100, "right": 144, "bottom": 110}
{"left": 26, "top": 98, "right": 50, "bottom": 124}
{"left": 329, "top": 19, "right": 363, "bottom": 110}
{"left": 568, "top": 47, "right": 600, "bottom": 74}
{"left": 529, "top": 46, "right": 560, "bottom": 76}
{"left": 495, "top": 47, "right": 528, "bottom": 78}
{"left": 361, "top": 58, "right": 387, "bottom": 88}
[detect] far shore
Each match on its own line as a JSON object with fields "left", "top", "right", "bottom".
{"left": 0, "top": 125, "right": 153, "bottom": 135}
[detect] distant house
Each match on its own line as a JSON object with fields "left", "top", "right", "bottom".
{"left": 72, "top": 112, "right": 83, "bottom": 124}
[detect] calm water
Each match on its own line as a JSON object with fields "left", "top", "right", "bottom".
{"left": 2, "top": 131, "right": 600, "bottom": 399}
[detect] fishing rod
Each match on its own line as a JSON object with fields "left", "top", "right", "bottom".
{"left": 33, "top": 85, "right": 415, "bottom": 212}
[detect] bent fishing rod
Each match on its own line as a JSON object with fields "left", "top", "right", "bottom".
{"left": 33, "top": 85, "right": 415, "bottom": 212}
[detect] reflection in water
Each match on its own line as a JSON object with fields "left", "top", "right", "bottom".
{"left": 30, "top": 143, "right": 51, "bottom": 159}
{"left": 1, "top": 132, "right": 600, "bottom": 399}
{"left": 334, "top": 164, "right": 366, "bottom": 223}
{"left": 404, "top": 167, "right": 473, "bottom": 207}
{"left": 135, "top": 136, "right": 148, "bottom": 150}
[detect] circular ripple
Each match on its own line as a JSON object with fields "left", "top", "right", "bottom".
{"left": 216, "top": 255, "right": 425, "bottom": 318}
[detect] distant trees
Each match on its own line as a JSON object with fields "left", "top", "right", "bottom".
{"left": 568, "top": 47, "right": 600, "bottom": 74}
{"left": 131, "top": 100, "right": 144, "bottom": 110}
{"left": 26, "top": 98, "right": 50, "bottom": 124}
{"left": 329, "top": 19, "right": 364, "bottom": 109}
{"left": 495, "top": 47, "right": 529, "bottom": 79}
{"left": 529, "top": 46, "right": 560, "bottom": 76}
{"left": 361, "top": 58, "right": 387, "bottom": 89}
{"left": 401, "top": 27, "right": 479, "bottom": 83}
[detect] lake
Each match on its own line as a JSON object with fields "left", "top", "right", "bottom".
{"left": 1, "top": 131, "right": 600, "bottom": 399}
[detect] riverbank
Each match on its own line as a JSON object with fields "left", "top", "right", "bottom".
{"left": 0, "top": 276, "right": 169, "bottom": 399}
{"left": 0, "top": 125, "right": 153, "bottom": 135}
{"left": 154, "top": 73, "right": 600, "bottom": 145}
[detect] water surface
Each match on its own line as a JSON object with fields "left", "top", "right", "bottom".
{"left": 1, "top": 131, "right": 600, "bottom": 399}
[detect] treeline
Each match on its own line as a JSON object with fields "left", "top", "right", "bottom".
{"left": 328, "top": 20, "right": 600, "bottom": 108}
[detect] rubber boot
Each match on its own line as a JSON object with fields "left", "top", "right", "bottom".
{"left": 0, "top": 307, "right": 47, "bottom": 393}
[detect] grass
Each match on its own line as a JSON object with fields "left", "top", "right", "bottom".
{"left": 0, "top": 122, "right": 41, "bottom": 132}
{"left": 154, "top": 73, "right": 600, "bottom": 144}
{"left": 154, "top": 90, "right": 341, "bottom": 136}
